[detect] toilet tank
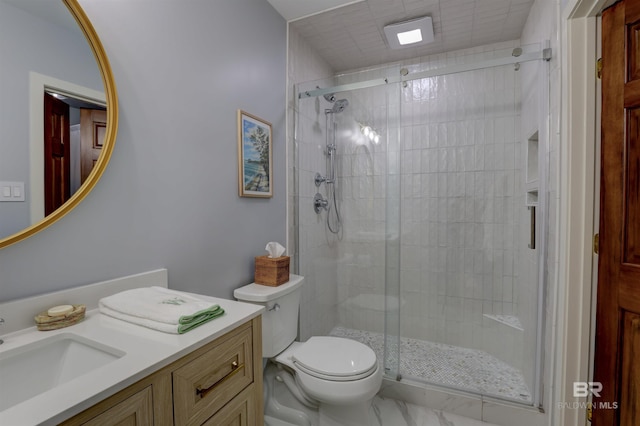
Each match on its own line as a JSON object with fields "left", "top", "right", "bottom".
{"left": 234, "top": 274, "right": 304, "bottom": 358}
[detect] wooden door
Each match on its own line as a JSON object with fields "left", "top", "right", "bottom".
{"left": 44, "top": 92, "right": 70, "bottom": 216}
{"left": 80, "top": 108, "right": 106, "bottom": 183}
{"left": 593, "top": 0, "right": 640, "bottom": 425}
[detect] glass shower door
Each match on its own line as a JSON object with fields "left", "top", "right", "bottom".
{"left": 383, "top": 81, "right": 401, "bottom": 380}
{"left": 293, "top": 68, "right": 403, "bottom": 381}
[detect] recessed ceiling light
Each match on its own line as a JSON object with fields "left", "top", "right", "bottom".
{"left": 397, "top": 29, "right": 422, "bottom": 45}
{"left": 384, "top": 16, "right": 434, "bottom": 49}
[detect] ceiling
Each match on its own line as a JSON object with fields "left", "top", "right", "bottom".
{"left": 267, "top": 0, "right": 365, "bottom": 21}
{"left": 268, "top": 0, "right": 535, "bottom": 72}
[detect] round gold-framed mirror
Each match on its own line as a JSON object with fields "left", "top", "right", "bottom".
{"left": 0, "top": 0, "right": 118, "bottom": 249}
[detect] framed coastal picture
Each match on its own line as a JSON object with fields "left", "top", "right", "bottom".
{"left": 237, "top": 110, "right": 273, "bottom": 198}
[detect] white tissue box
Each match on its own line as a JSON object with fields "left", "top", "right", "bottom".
{"left": 255, "top": 255, "right": 290, "bottom": 286}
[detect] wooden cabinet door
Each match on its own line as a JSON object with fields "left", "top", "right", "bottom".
{"left": 202, "top": 385, "right": 255, "bottom": 426}
{"left": 82, "top": 386, "right": 153, "bottom": 426}
{"left": 594, "top": 0, "right": 640, "bottom": 424}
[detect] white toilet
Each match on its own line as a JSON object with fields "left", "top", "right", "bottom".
{"left": 234, "top": 274, "right": 382, "bottom": 426}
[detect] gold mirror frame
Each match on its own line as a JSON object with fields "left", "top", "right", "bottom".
{"left": 0, "top": 0, "right": 118, "bottom": 249}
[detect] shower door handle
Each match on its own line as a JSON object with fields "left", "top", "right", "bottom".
{"left": 528, "top": 206, "right": 536, "bottom": 249}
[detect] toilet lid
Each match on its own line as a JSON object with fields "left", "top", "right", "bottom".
{"left": 291, "top": 336, "right": 377, "bottom": 380}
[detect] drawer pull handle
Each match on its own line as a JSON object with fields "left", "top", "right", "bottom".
{"left": 195, "top": 361, "right": 242, "bottom": 399}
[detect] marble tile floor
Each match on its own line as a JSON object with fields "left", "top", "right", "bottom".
{"left": 265, "top": 395, "right": 499, "bottom": 426}
{"left": 330, "top": 326, "right": 531, "bottom": 403}
{"left": 370, "top": 395, "right": 498, "bottom": 426}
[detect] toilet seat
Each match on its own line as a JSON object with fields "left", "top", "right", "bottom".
{"left": 273, "top": 337, "right": 383, "bottom": 405}
{"left": 291, "top": 336, "right": 378, "bottom": 381}
{"left": 293, "top": 358, "right": 382, "bottom": 406}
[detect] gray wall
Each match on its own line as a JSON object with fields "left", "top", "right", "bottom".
{"left": 0, "top": 0, "right": 287, "bottom": 302}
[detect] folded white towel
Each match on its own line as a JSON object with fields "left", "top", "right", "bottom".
{"left": 99, "top": 286, "right": 216, "bottom": 325}
{"left": 100, "top": 304, "right": 184, "bottom": 334}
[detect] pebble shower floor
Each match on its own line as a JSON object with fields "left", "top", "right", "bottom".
{"left": 330, "top": 326, "right": 531, "bottom": 403}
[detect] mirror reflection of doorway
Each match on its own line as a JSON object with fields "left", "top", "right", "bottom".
{"left": 43, "top": 92, "right": 70, "bottom": 215}
{"left": 43, "top": 90, "right": 105, "bottom": 215}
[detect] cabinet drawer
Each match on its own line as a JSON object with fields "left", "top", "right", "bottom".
{"left": 173, "top": 325, "right": 254, "bottom": 425}
{"left": 201, "top": 384, "right": 255, "bottom": 426}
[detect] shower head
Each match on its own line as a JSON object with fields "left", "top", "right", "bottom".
{"left": 333, "top": 99, "right": 348, "bottom": 113}
{"left": 326, "top": 99, "right": 349, "bottom": 114}
{"left": 323, "top": 93, "right": 337, "bottom": 103}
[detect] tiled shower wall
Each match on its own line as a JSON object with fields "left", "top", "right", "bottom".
{"left": 332, "top": 41, "right": 534, "bottom": 376}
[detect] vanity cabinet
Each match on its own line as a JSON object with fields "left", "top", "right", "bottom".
{"left": 60, "top": 317, "right": 263, "bottom": 426}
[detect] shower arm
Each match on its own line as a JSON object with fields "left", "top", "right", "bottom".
{"left": 314, "top": 173, "right": 334, "bottom": 186}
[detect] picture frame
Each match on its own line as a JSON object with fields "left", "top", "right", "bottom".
{"left": 237, "top": 110, "right": 273, "bottom": 198}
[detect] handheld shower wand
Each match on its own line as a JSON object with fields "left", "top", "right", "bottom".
{"left": 313, "top": 95, "right": 349, "bottom": 233}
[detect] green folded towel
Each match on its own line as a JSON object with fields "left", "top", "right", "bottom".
{"left": 177, "top": 305, "right": 225, "bottom": 334}
{"left": 179, "top": 304, "right": 224, "bottom": 324}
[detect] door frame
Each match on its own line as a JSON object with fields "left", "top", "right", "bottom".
{"left": 28, "top": 72, "right": 106, "bottom": 225}
{"left": 558, "top": 0, "right": 616, "bottom": 425}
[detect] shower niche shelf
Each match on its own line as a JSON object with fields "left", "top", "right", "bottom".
{"left": 525, "top": 131, "right": 539, "bottom": 206}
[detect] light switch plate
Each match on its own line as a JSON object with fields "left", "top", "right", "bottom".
{"left": 0, "top": 181, "right": 25, "bottom": 202}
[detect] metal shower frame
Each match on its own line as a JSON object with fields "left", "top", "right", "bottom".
{"left": 298, "top": 47, "right": 551, "bottom": 100}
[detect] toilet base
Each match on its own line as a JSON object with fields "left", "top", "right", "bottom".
{"left": 264, "top": 362, "right": 319, "bottom": 426}
{"left": 264, "top": 362, "right": 376, "bottom": 426}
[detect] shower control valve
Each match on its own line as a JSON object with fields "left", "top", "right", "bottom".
{"left": 314, "top": 193, "right": 329, "bottom": 214}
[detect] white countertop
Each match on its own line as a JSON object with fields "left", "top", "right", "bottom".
{"left": 0, "top": 295, "right": 263, "bottom": 426}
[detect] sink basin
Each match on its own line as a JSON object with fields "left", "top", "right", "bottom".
{"left": 0, "top": 333, "right": 125, "bottom": 411}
